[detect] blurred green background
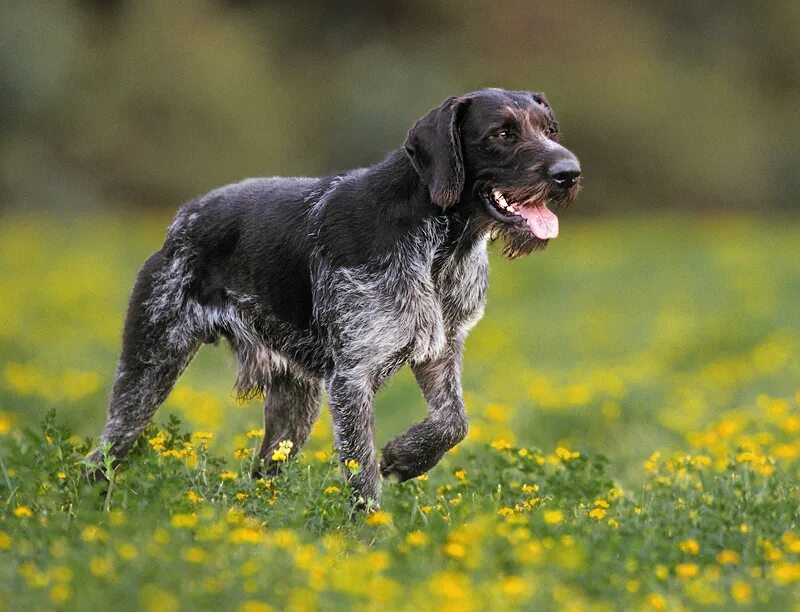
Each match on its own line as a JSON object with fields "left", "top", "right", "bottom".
{"left": 1, "top": 1, "right": 799, "bottom": 483}
{"left": 3, "top": 0, "right": 800, "bottom": 214}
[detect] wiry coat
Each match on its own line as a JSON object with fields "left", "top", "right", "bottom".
{"left": 90, "top": 88, "right": 580, "bottom": 506}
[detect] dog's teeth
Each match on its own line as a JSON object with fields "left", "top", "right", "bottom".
{"left": 497, "top": 194, "right": 508, "bottom": 206}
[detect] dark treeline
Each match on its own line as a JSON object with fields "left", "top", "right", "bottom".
{"left": 2, "top": 0, "right": 798, "bottom": 214}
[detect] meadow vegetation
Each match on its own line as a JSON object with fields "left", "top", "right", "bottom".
{"left": 1, "top": 212, "right": 799, "bottom": 610}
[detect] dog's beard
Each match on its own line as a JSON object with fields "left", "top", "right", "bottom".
{"left": 495, "top": 226, "right": 548, "bottom": 259}
{"left": 471, "top": 178, "right": 579, "bottom": 259}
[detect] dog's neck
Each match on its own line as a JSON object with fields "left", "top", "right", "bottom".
{"left": 376, "top": 147, "right": 487, "bottom": 245}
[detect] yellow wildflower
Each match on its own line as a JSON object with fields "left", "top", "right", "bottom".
{"left": 717, "top": 550, "right": 741, "bottom": 565}
{"left": 187, "top": 490, "right": 203, "bottom": 504}
{"left": 679, "top": 539, "right": 700, "bottom": 555}
{"left": 148, "top": 433, "right": 166, "bottom": 452}
{"left": 234, "top": 447, "right": 253, "bottom": 460}
{"left": 490, "top": 439, "right": 512, "bottom": 451}
{"left": 692, "top": 454, "right": 712, "bottom": 467}
{"left": 771, "top": 562, "right": 800, "bottom": 584}
{"left": 365, "top": 511, "right": 392, "bottom": 527}
{"left": 675, "top": 563, "right": 699, "bottom": 579}
{"left": 271, "top": 440, "right": 294, "bottom": 462}
{"left": 644, "top": 451, "right": 661, "bottom": 473}
{"left": 645, "top": 593, "right": 667, "bottom": 610}
{"left": 454, "top": 469, "right": 466, "bottom": 481}
{"left": 555, "top": 446, "right": 580, "bottom": 460}
{"left": 0, "top": 412, "right": 12, "bottom": 435}
{"left": 543, "top": 510, "right": 564, "bottom": 525}
{"left": 13, "top": 506, "right": 33, "bottom": 518}
{"left": 246, "top": 428, "right": 265, "bottom": 439}
{"left": 170, "top": 513, "right": 197, "bottom": 529}
{"left": 220, "top": 471, "right": 238, "bottom": 481}
{"left": 500, "top": 575, "right": 528, "bottom": 598}
{"left": 89, "top": 556, "right": 115, "bottom": 578}
{"left": 781, "top": 532, "right": 800, "bottom": 553}
{"left": 323, "top": 486, "right": 340, "bottom": 495}
{"left": 229, "top": 527, "right": 268, "bottom": 544}
{"left": 444, "top": 541, "right": 466, "bottom": 558}
{"left": 430, "top": 571, "right": 470, "bottom": 600}
{"left": 588, "top": 508, "right": 607, "bottom": 520}
{"left": 730, "top": 580, "right": 752, "bottom": 603}
{"left": 80, "top": 525, "right": 107, "bottom": 542}
{"left": 406, "top": 531, "right": 427, "bottom": 546}
{"left": 118, "top": 543, "right": 138, "bottom": 560}
{"left": 50, "top": 584, "right": 73, "bottom": 603}
{"left": 736, "top": 451, "right": 758, "bottom": 463}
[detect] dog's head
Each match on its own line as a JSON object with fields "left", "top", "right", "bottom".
{"left": 404, "top": 88, "right": 581, "bottom": 258}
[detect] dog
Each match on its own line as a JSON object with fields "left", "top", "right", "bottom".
{"left": 89, "top": 88, "right": 581, "bottom": 507}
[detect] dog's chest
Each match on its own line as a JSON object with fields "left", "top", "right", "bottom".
{"left": 403, "top": 232, "right": 489, "bottom": 354}
{"left": 398, "top": 233, "right": 489, "bottom": 359}
{"left": 318, "top": 227, "right": 489, "bottom": 368}
{"left": 433, "top": 235, "right": 490, "bottom": 336}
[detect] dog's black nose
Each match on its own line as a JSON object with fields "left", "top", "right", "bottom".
{"left": 548, "top": 159, "right": 581, "bottom": 187}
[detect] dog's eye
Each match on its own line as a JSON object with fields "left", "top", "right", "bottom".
{"left": 496, "top": 130, "right": 516, "bottom": 141}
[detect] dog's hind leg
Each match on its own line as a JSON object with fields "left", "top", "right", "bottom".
{"left": 380, "top": 339, "right": 469, "bottom": 482}
{"left": 254, "top": 368, "right": 323, "bottom": 476}
{"left": 88, "top": 251, "right": 201, "bottom": 470}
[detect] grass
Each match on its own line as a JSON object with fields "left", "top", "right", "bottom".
{"left": 1, "top": 211, "right": 799, "bottom": 610}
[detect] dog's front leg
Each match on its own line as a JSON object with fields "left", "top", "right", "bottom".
{"left": 380, "top": 339, "right": 469, "bottom": 482}
{"left": 326, "top": 373, "right": 380, "bottom": 509}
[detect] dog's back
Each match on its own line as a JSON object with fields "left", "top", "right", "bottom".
{"left": 164, "top": 176, "right": 322, "bottom": 331}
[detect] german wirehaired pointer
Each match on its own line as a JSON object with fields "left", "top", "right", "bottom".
{"left": 89, "top": 88, "right": 581, "bottom": 507}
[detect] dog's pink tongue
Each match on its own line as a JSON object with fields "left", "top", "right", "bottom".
{"left": 518, "top": 203, "right": 559, "bottom": 239}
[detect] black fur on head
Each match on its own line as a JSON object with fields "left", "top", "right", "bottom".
{"left": 418, "top": 88, "right": 582, "bottom": 259}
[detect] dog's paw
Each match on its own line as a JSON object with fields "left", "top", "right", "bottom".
{"left": 379, "top": 443, "right": 420, "bottom": 482}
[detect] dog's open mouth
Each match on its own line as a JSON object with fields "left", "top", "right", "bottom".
{"left": 484, "top": 188, "right": 559, "bottom": 240}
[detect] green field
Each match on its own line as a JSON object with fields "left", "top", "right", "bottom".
{"left": 1, "top": 212, "right": 800, "bottom": 610}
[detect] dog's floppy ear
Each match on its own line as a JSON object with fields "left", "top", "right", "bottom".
{"left": 404, "top": 96, "right": 469, "bottom": 209}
